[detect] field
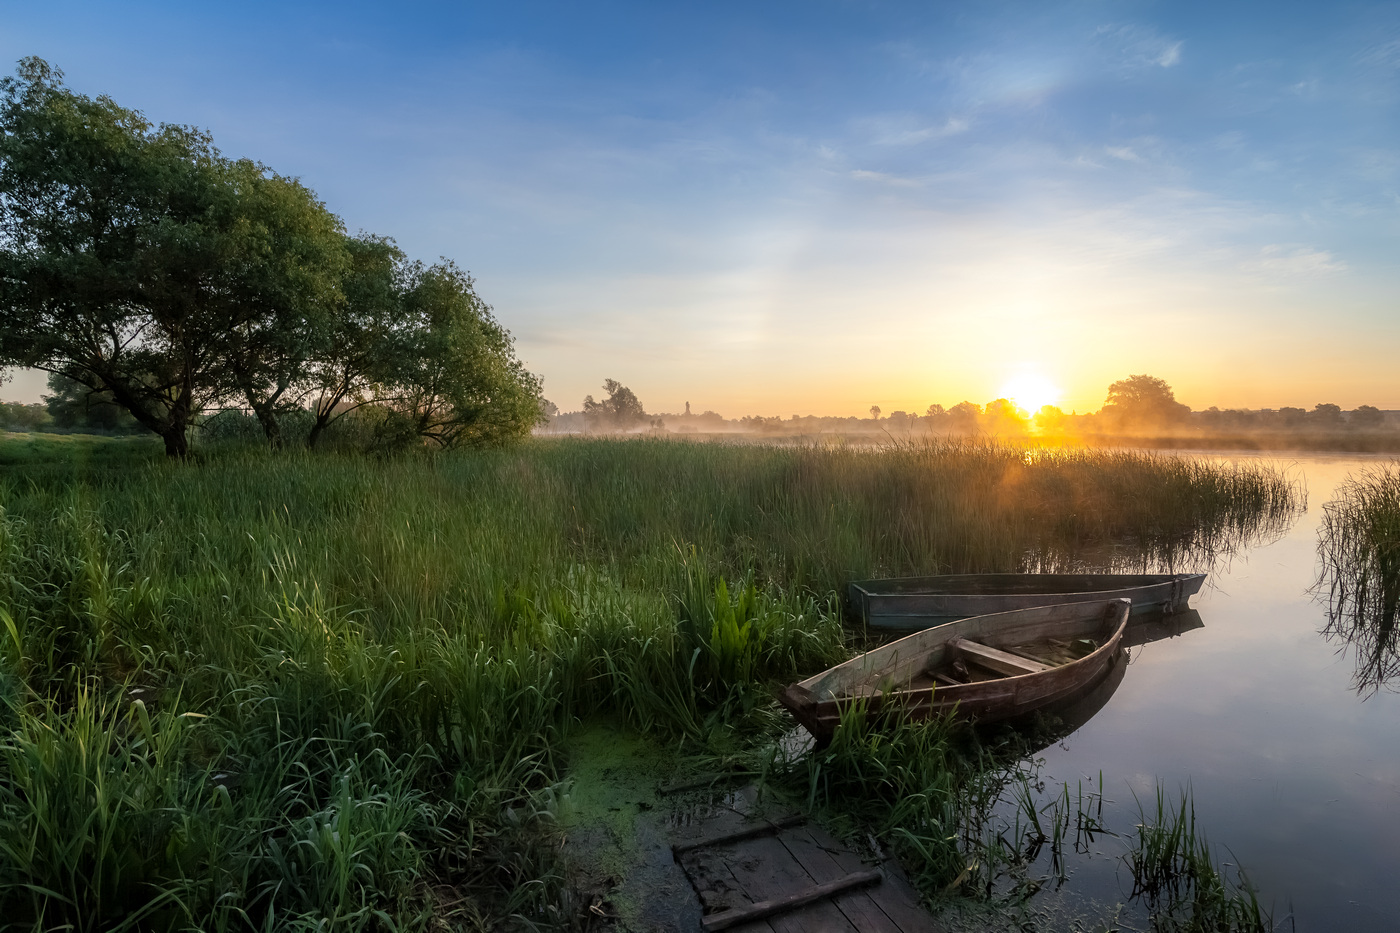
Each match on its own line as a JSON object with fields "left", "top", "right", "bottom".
{"left": 0, "top": 435, "right": 1300, "bottom": 930}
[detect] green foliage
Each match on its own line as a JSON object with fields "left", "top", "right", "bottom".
{"left": 0, "top": 437, "right": 1299, "bottom": 928}
{"left": 1316, "top": 462, "right": 1400, "bottom": 692}
{"left": 774, "top": 701, "right": 971, "bottom": 889}
{"left": 0, "top": 399, "right": 49, "bottom": 432}
{"left": 0, "top": 59, "right": 541, "bottom": 457}
{"left": 43, "top": 373, "right": 144, "bottom": 434}
{"left": 371, "top": 260, "right": 544, "bottom": 450}
{"left": 1127, "top": 785, "right": 1268, "bottom": 932}
{"left": 582, "top": 379, "right": 646, "bottom": 431}
{"left": 0, "top": 687, "right": 218, "bottom": 931}
{"left": 0, "top": 58, "right": 348, "bottom": 456}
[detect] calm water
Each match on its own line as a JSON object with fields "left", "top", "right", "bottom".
{"left": 989, "top": 453, "right": 1400, "bottom": 931}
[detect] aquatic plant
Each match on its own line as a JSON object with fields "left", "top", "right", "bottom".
{"left": 1127, "top": 785, "right": 1268, "bottom": 933}
{"left": 1316, "top": 461, "right": 1400, "bottom": 693}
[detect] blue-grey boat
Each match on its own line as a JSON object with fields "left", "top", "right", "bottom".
{"left": 849, "top": 573, "right": 1205, "bottom": 631}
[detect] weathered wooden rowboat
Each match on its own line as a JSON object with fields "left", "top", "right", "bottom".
{"left": 849, "top": 573, "right": 1204, "bottom": 631}
{"left": 779, "top": 598, "right": 1131, "bottom": 742}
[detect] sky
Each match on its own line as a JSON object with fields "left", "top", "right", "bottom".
{"left": 1, "top": 1, "right": 1397, "bottom": 416}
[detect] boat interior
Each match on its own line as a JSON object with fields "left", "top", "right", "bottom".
{"left": 845, "top": 634, "right": 1102, "bottom": 696}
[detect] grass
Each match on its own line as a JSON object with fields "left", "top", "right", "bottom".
{"left": 1316, "top": 461, "right": 1400, "bottom": 693}
{"left": 0, "top": 434, "right": 1300, "bottom": 929}
{"left": 1126, "top": 785, "right": 1268, "bottom": 933}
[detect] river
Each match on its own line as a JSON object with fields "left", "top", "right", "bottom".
{"left": 966, "top": 452, "right": 1400, "bottom": 931}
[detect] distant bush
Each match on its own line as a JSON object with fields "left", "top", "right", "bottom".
{"left": 0, "top": 401, "right": 50, "bottom": 432}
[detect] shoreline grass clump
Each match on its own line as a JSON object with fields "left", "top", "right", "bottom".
{"left": 0, "top": 436, "right": 1300, "bottom": 929}
{"left": 1316, "top": 461, "right": 1400, "bottom": 692}
{"left": 1126, "top": 785, "right": 1268, "bottom": 933}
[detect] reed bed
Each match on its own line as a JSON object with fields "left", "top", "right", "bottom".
{"left": 1316, "top": 461, "right": 1400, "bottom": 692}
{"left": 0, "top": 436, "right": 1299, "bottom": 929}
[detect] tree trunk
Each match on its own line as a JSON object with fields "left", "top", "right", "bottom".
{"left": 252, "top": 402, "right": 283, "bottom": 450}
{"left": 161, "top": 426, "right": 188, "bottom": 458}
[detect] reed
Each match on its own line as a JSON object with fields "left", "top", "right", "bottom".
{"left": 1316, "top": 461, "right": 1400, "bottom": 692}
{"left": 1127, "top": 784, "right": 1268, "bottom": 932}
{"left": 0, "top": 435, "right": 1299, "bottom": 928}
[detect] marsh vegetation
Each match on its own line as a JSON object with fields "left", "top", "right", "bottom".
{"left": 1316, "top": 461, "right": 1400, "bottom": 693}
{"left": 0, "top": 436, "right": 1299, "bottom": 929}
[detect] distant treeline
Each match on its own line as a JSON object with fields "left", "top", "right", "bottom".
{"left": 540, "top": 375, "right": 1400, "bottom": 445}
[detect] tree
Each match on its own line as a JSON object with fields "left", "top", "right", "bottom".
{"left": 44, "top": 371, "right": 142, "bottom": 432}
{"left": 869, "top": 405, "right": 881, "bottom": 420}
{"left": 1100, "top": 374, "right": 1190, "bottom": 429}
{"left": 948, "top": 401, "right": 981, "bottom": 432}
{"left": 1351, "top": 405, "right": 1384, "bottom": 428}
{"left": 371, "top": 260, "right": 543, "bottom": 448}
{"left": 0, "top": 58, "right": 345, "bottom": 456}
{"left": 1033, "top": 404, "right": 1067, "bottom": 432}
{"left": 981, "top": 398, "right": 1027, "bottom": 434}
{"left": 582, "top": 379, "right": 645, "bottom": 431}
{"left": 304, "top": 234, "right": 408, "bottom": 449}
{"left": 213, "top": 163, "right": 348, "bottom": 448}
{"left": 1311, "top": 403, "right": 1343, "bottom": 427}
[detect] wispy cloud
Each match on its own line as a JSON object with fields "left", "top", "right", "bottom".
{"left": 1244, "top": 245, "right": 1347, "bottom": 277}
{"left": 855, "top": 113, "right": 969, "bottom": 147}
{"left": 850, "top": 168, "right": 921, "bottom": 187}
{"left": 1095, "top": 24, "right": 1184, "bottom": 70}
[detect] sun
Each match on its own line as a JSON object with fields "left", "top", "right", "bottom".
{"left": 998, "top": 374, "right": 1061, "bottom": 415}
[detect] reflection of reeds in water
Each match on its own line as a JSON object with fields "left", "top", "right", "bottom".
{"left": 1012, "top": 448, "right": 1304, "bottom": 576}
{"left": 1316, "top": 463, "right": 1400, "bottom": 693}
{"left": 1127, "top": 785, "right": 1268, "bottom": 932}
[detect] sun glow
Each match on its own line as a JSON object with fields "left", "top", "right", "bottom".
{"left": 999, "top": 374, "right": 1061, "bottom": 415}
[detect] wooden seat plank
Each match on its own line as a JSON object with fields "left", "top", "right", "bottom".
{"left": 948, "top": 637, "right": 1051, "bottom": 677}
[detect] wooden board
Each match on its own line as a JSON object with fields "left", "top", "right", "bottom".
{"left": 948, "top": 638, "right": 1052, "bottom": 677}
{"left": 675, "top": 815, "right": 945, "bottom": 932}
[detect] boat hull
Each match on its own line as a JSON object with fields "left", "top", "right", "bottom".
{"left": 849, "top": 573, "right": 1204, "bottom": 631}
{"left": 780, "top": 599, "right": 1131, "bottom": 742}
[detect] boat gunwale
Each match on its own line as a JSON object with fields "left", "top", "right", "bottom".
{"left": 849, "top": 573, "right": 1205, "bottom": 629}
{"left": 782, "top": 598, "right": 1132, "bottom": 735}
{"left": 850, "top": 572, "right": 1205, "bottom": 595}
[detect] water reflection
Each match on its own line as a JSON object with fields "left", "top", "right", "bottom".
{"left": 1316, "top": 465, "right": 1400, "bottom": 694}
{"left": 1010, "top": 610, "right": 1205, "bottom": 754}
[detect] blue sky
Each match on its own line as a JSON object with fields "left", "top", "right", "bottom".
{"left": 3, "top": 1, "right": 1398, "bottom": 414}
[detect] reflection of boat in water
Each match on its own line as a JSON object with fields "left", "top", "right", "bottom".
{"left": 849, "top": 573, "right": 1205, "bottom": 632}
{"left": 1122, "top": 607, "right": 1205, "bottom": 649}
{"left": 996, "top": 608, "right": 1206, "bottom": 751}
{"left": 780, "top": 599, "right": 1130, "bottom": 743}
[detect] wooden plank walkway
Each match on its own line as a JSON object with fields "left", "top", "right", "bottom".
{"left": 666, "top": 785, "right": 942, "bottom": 933}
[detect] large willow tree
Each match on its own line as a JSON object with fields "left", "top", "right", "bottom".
{"left": 0, "top": 58, "right": 543, "bottom": 456}
{"left": 0, "top": 58, "right": 347, "bottom": 456}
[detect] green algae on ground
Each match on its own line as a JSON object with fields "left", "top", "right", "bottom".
{"left": 560, "top": 719, "right": 703, "bottom": 931}
{"left": 561, "top": 719, "right": 675, "bottom": 868}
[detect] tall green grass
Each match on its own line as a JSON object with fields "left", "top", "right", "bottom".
{"left": 0, "top": 436, "right": 1299, "bottom": 929}
{"left": 1316, "top": 461, "right": 1400, "bottom": 692}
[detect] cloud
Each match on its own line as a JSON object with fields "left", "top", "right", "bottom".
{"left": 849, "top": 168, "right": 921, "bottom": 187}
{"left": 1095, "top": 24, "right": 1185, "bottom": 70}
{"left": 858, "top": 114, "right": 969, "bottom": 147}
{"left": 1358, "top": 38, "right": 1400, "bottom": 69}
{"left": 1244, "top": 245, "right": 1347, "bottom": 277}
{"left": 1105, "top": 146, "right": 1142, "bottom": 162}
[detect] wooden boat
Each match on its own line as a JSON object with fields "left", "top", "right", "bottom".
{"left": 849, "top": 573, "right": 1204, "bottom": 631}
{"left": 779, "top": 598, "right": 1131, "bottom": 742}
